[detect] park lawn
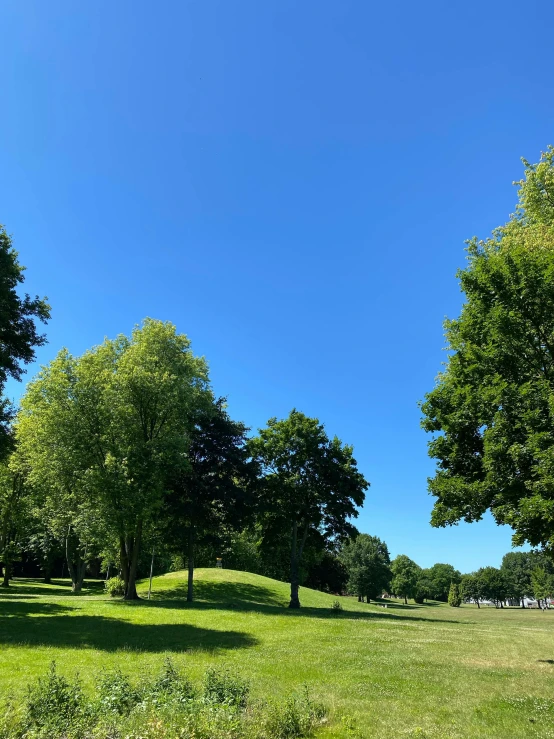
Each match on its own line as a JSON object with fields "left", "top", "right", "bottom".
{"left": 1, "top": 569, "right": 554, "bottom": 738}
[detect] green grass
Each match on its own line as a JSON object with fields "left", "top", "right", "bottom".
{"left": 2, "top": 569, "right": 554, "bottom": 738}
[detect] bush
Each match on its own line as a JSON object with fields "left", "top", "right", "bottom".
{"left": 331, "top": 600, "right": 342, "bottom": 612}
{"left": 2, "top": 662, "right": 327, "bottom": 739}
{"left": 203, "top": 667, "right": 249, "bottom": 707}
{"left": 261, "top": 687, "right": 326, "bottom": 738}
{"left": 25, "top": 661, "right": 83, "bottom": 733}
{"left": 448, "top": 583, "right": 462, "bottom": 607}
{"left": 104, "top": 576, "right": 125, "bottom": 597}
{"left": 96, "top": 667, "right": 141, "bottom": 715}
{"left": 144, "top": 657, "right": 195, "bottom": 704}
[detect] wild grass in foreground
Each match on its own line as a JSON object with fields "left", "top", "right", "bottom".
{"left": 0, "top": 659, "right": 326, "bottom": 739}
{"left": 3, "top": 569, "right": 554, "bottom": 738}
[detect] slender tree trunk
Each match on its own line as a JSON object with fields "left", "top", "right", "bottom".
{"left": 521, "top": 598, "right": 525, "bottom": 608}
{"left": 404, "top": 595, "right": 407, "bottom": 605}
{"left": 2, "top": 562, "right": 11, "bottom": 588}
{"left": 65, "top": 532, "right": 83, "bottom": 593}
{"left": 124, "top": 520, "right": 142, "bottom": 601}
{"left": 187, "top": 526, "right": 195, "bottom": 603}
{"left": 289, "top": 521, "right": 301, "bottom": 609}
{"left": 476, "top": 599, "right": 480, "bottom": 609}
{"left": 120, "top": 536, "right": 129, "bottom": 592}
{"left": 148, "top": 548, "right": 155, "bottom": 600}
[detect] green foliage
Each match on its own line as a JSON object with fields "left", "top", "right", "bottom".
{"left": 331, "top": 599, "right": 342, "bottom": 611}
{"left": 5, "top": 658, "right": 326, "bottom": 739}
{"left": 421, "top": 147, "right": 554, "bottom": 553}
{"left": 0, "top": 461, "right": 28, "bottom": 586}
{"left": 104, "top": 576, "right": 125, "bottom": 598}
{"left": 476, "top": 566, "right": 508, "bottom": 606}
{"left": 261, "top": 687, "right": 326, "bottom": 739}
{"left": 249, "top": 410, "right": 369, "bottom": 608}
{"left": 0, "top": 226, "right": 50, "bottom": 457}
{"left": 447, "top": 582, "right": 462, "bottom": 607}
{"left": 500, "top": 551, "right": 534, "bottom": 602}
{"left": 15, "top": 318, "right": 212, "bottom": 598}
{"left": 391, "top": 554, "right": 421, "bottom": 603}
{"left": 425, "top": 563, "right": 461, "bottom": 601}
{"left": 531, "top": 566, "right": 554, "bottom": 602}
{"left": 203, "top": 667, "right": 249, "bottom": 708}
{"left": 25, "top": 661, "right": 84, "bottom": 733}
{"left": 461, "top": 573, "right": 483, "bottom": 605}
{"left": 339, "top": 533, "right": 391, "bottom": 601}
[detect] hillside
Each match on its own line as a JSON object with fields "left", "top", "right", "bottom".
{"left": 2, "top": 569, "right": 554, "bottom": 738}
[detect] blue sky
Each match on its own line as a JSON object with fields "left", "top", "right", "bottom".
{"left": 1, "top": 1, "right": 551, "bottom": 572}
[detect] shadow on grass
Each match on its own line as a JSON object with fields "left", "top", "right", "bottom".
{"left": 0, "top": 599, "right": 257, "bottom": 653}
{"left": 142, "top": 581, "right": 465, "bottom": 625}
{"left": 0, "top": 579, "right": 105, "bottom": 597}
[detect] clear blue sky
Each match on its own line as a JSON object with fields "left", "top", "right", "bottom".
{"left": 1, "top": 1, "right": 551, "bottom": 572}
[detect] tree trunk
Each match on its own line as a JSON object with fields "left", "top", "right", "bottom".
{"left": 289, "top": 521, "right": 301, "bottom": 609}
{"left": 66, "top": 533, "right": 83, "bottom": 593}
{"left": 476, "top": 599, "right": 480, "bottom": 609}
{"left": 521, "top": 598, "right": 525, "bottom": 608}
{"left": 2, "top": 563, "right": 11, "bottom": 587}
{"left": 404, "top": 595, "right": 407, "bottom": 605}
{"left": 187, "top": 526, "right": 195, "bottom": 603}
{"left": 120, "top": 537, "right": 129, "bottom": 593}
{"left": 124, "top": 520, "right": 142, "bottom": 601}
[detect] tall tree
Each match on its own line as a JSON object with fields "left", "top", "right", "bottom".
{"left": 16, "top": 319, "right": 211, "bottom": 598}
{"left": 163, "top": 398, "right": 258, "bottom": 602}
{"left": 0, "top": 226, "right": 50, "bottom": 458}
{"left": 421, "top": 148, "right": 554, "bottom": 554}
{"left": 426, "top": 563, "right": 461, "bottom": 602}
{"left": 531, "top": 567, "right": 554, "bottom": 607}
{"left": 0, "top": 458, "right": 28, "bottom": 586}
{"left": 500, "top": 552, "right": 534, "bottom": 607}
{"left": 476, "top": 566, "right": 507, "bottom": 607}
{"left": 390, "top": 554, "right": 421, "bottom": 604}
{"left": 460, "top": 573, "right": 483, "bottom": 608}
{"left": 340, "top": 534, "right": 391, "bottom": 602}
{"left": 249, "top": 410, "right": 369, "bottom": 608}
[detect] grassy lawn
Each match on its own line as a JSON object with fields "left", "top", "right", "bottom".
{"left": 2, "top": 568, "right": 554, "bottom": 738}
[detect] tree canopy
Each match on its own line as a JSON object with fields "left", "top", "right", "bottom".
{"left": 421, "top": 147, "right": 554, "bottom": 553}
{"left": 249, "top": 410, "right": 369, "bottom": 608}
{"left": 0, "top": 227, "right": 50, "bottom": 458}
{"left": 339, "top": 533, "right": 391, "bottom": 602}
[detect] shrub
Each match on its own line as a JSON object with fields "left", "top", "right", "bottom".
{"left": 331, "top": 600, "right": 342, "bottom": 612}
{"left": 144, "top": 657, "right": 196, "bottom": 704}
{"left": 104, "top": 576, "right": 125, "bottom": 597}
{"left": 448, "top": 583, "right": 462, "bottom": 607}
{"left": 25, "top": 661, "right": 83, "bottom": 732}
{"left": 203, "top": 667, "right": 249, "bottom": 708}
{"left": 96, "top": 667, "right": 141, "bottom": 715}
{"left": 261, "top": 687, "right": 326, "bottom": 738}
{"left": 3, "top": 662, "right": 327, "bottom": 739}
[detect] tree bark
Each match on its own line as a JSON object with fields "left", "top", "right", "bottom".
{"left": 187, "top": 526, "right": 195, "bottom": 603}
{"left": 404, "top": 595, "right": 408, "bottom": 605}
{"left": 119, "top": 536, "right": 129, "bottom": 592}
{"left": 124, "top": 520, "right": 142, "bottom": 600}
{"left": 476, "top": 599, "right": 480, "bottom": 609}
{"left": 2, "top": 563, "right": 11, "bottom": 587}
{"left": 289, "top": 521, "right": 301, "bottom": 609}
{"left": 65, "top": 532, "right": 85, "bottom": 593}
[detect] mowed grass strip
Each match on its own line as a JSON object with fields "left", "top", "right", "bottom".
{"left": 2, "top": 568, "right": 554, "bottom": 738}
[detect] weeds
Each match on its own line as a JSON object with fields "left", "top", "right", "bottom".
{"left": 4, "top": 661, "right": 326, "bottom": 739}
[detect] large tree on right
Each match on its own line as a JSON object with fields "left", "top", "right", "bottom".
{"left": 421, "top": 147, "right": 554, "bottom": 553}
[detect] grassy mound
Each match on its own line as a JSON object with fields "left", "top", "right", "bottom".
{"left": 2, "top": 570, "right": 554, "bottom": 738}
